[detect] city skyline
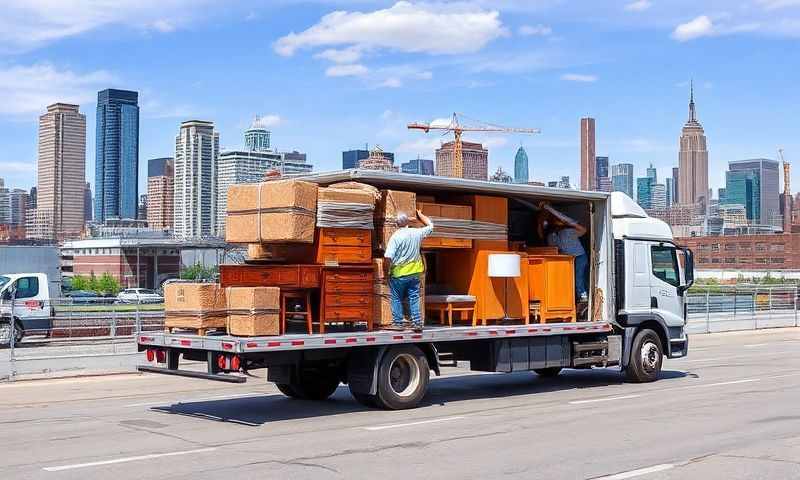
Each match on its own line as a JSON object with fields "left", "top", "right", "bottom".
{"left": 1, "top": 1, "right": 798, "bottom": 196}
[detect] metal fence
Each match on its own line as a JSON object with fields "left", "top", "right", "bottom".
{"left": 2, "top": 288, "right": 799, "bottom": 381}
{"left": 686, "top": 285, "right": 799, "bottom": 334}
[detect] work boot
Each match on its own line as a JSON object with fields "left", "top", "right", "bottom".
{"left": 412, "top": 323, "right": 424, "bottom": 333}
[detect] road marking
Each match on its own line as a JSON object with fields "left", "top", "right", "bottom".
{"left": 744, "top": 343, "right": 770, "bottom": 348}
{"left": 125, "top": 392, "right": 263, "bottom": 407}
{"left": 363, "top": 416, "right": 465, "bottom": 431}
{"left": 569, "top": 394, "right": 642, "bottom": 405}
{"left": 692, "top": 378, "right": 760, "bottom": 388}
{"left": 42, "top": 447, "right": 217, "bottom": 472}
{"left": 591, "top": 463, "right": 675, "bottom": 479}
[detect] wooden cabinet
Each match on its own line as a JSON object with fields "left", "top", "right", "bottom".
{"left": 220, "top": 264, "right": 322, "bottom": 289}
{"left": 316, "top": 228, "right": 373, "bottom": 265}
{"left": 418, "top": 202, "right": 473, "bottom": 249}
{"left": 320, "top": 266, "right": 373, "bottom": 332}
{"left": 527, "top": 255, "right": 576, "bottom": 323}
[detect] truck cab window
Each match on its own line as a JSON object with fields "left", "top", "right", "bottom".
{"left": 15, "top": 277, "right": 40, "bottom": 299}
{"left": 651, "top": 246, "right": 679, "bottom": 287}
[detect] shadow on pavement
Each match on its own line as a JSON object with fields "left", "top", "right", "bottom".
{"left": 149, "top": 368, "right": 688, "bottom": 426}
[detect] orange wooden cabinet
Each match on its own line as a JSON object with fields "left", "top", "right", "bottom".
{"left": 316, "top": 228, "right": 372, "bottom": 265}
{"left": 320, "top": 266, "right": 374, "bottom": 332}
{"left": 472, "top": 251, "right": 529, "bottom": 323}
{"left": 527, "top": 255, "right": 576, "bottom": 323}
{"left": 418, "top": 201, "right": 473, "bottom": 249}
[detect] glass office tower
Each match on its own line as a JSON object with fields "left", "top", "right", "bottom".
{"left": 95, "top": 89, "right": 139, "bottom": 222}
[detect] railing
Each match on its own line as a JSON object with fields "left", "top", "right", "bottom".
{"left": 686, "top": 285, "right": 799, "bottom": 334}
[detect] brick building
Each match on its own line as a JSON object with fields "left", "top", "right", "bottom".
{"left": 436, "top": 140, "right": 488, "bottom": 180}
{"left": 678, "top": 233, "right": 800, "bottom": 270}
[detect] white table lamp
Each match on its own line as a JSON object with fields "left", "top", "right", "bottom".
{"left": 488, "top": 253, "right": 521, "bottom": 320}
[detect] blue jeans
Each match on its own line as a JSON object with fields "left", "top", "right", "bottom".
{"left": 389, "top": 274, "right": 421, "bottom": 326}
{"left": 574, "top": 253, "right": 588, "bottom": 299}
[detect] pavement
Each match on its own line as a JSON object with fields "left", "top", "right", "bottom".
{"left": 1, "top": 328, "right": 800, "bottom": 479}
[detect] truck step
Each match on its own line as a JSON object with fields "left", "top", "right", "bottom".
{"left": 437, "top": 352, "right": 458, "bottom": 367}
{"left": 572, "top": 340, "right": 609, "bottom": 367}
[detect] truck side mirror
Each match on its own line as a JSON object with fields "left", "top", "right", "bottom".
{"left": 684, "top": 249, "right": 694, "bottom": 285}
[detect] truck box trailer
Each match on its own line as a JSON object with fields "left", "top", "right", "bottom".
{"left": 137, "top": 170, "right": 693, "bottom": 409}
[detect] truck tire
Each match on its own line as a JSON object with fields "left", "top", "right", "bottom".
{"left": 0, "top": 320, "right": 23, "bottom": 347}
{"left": 276, "top": 383, "right": 302, "bottom": 399}
{"left": 534, "top": 367, "right": 562, "bottom": 378}
{"left": 349, "top": 389, "right": 379, "bottom": 408}
{"left": 375, "top": 345, "right": 430, "bottom": 410}
{"left": 280, "top": 368, "right": 341, "bottom": 400}
{"left": 625, "top": 328, "right": 663, "bottom": 383}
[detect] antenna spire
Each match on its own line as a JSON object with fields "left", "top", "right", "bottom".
{"left": 689, "top": 79, "right": 697, "bottom": 122}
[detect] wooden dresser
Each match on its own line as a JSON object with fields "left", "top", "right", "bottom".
{"left": 219, "top": 264, "right": 321, "bottom": 289}
{"left": 320, "top": 266, "right": 374, "bottom": 333}
{"left": 527, "top": 255, "right": 576, "bottom": 323}
{"left": 316, "top": 228, "right": 372, "bottom": 265}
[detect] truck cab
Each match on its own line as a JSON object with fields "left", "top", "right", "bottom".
{"left": 0, "top": 273, "right": 55, "bottom": 345}
{"left": 610, "top": 193, "right": 693, "bottom": 381}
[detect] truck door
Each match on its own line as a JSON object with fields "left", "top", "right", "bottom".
{"left": 649, "top": 245, "right": 683, "bottom": 328}
{"left": 625, "top": 240, "right": 652, "bottom": 314}
{"left": 12, "top": 275, "right": 50, "bottom": 334}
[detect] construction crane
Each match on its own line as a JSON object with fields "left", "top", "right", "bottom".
{"left": 779, "top": 148, "right": 791, "bottom": 232}
{"left": 407, "top": 113, "right": 540, "bottom": 178}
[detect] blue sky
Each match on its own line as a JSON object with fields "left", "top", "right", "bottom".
{"left": 1, "top": 0, "right": 799, "bottom": 197}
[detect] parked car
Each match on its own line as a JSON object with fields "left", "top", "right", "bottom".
{"left": 65, "top": 290, "right": 105, "bottom": 305}
{"left": 116, "top": 288, "right": 164, "bottom": 304}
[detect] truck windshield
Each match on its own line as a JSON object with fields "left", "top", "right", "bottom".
{"left": 0, "top": 276, "right": 9, "bottom": 290}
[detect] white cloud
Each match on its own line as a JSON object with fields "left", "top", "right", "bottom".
{"left": 314, "top": 46, "right": 364, "bottom": 64}
{"left": 325, "top": 64, "right": 369, "bottom": 77}
{"left": 757, "top": 0, "right": 800, "bottom": 9}
{"left": 0, "top": 0, "right": 209, "bottom": 52}
{"left": 395, "top": 137, "right": 443, "bottom": 154}
{"left": 252, "top": 114, "right": 282, "bottom": 128}
{"left": 380, "top": 109, "right": 394, "bottom": 120}
{"left": 380, "top": 78, "right": 403, "bottom": 88}
{"left": 0, "top": 63, "right": 115, "bottom": 116}
{"left": 274, "top": 1, "right": 506, "bottom": 57}
{"left": 518, "top": 24, "right": 552, "bottom": 36}
{"left": 0, "top": 161, "right": 35, "bottom": 173}
{"left": 624, "top": 0, "right": 653, "bottom": 12}
{"left": 561, "top": 73, "right": 598, "bottom": 82}
{"left": 672, "top": 15, "right": 714, "bottom": 41}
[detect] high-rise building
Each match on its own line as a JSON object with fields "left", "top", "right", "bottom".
{"left": 514, "top": 146, "right": 529, "bottom": 184}
{"left": 728, "top": 158, "right": 780, "bottom": 227}
{"left": 724, "top": 169, "right": 759, "bottom": 223}
{"left": 595, "top": 156, "right": 609, "bottom": 191}
{"left": 597, "top": 177, "right": 612, "bottom": 192}
{"left": 174, "top": 121, "right": 219, "bottom": 239}
{"left": 651, "top": 183, "right": 667, "bottom": 209}
{"left": 0, "top": 179, "right": 10, "bottom": 225}
{"left": 548, "top": 176, "right": 572, "bottom": 189}
{"left": 611, "top": 163, "right": 634, "bottom": 198}
{"left": 400, "top": 158, "right": 434, "bottom": 175}
{"left": 343, "top": 149, "right": 394, "bottom": 169}
{"left": 671, "top": 167, "right": 679, "bottom": 203}
{"left": 489, "top": 166, "right": 513, "bottom": 183}
{"left": 678, "top": 83, "right": 708, "bottom": 210}
{"left": 146, "top": 157, "right": 175, "bottom": 231}
{"left": 10, "top": 189, "right": 28, "bottom": 227}
{"left": 646, "top": 163, "right": 657, "bottom": 182}
{"left": 637, "top": 177, "right": 653, "bottom": 209}
{"left": 37, "top": 103, "right": 86, "bottom": 240}
{"left": 28, "top": 187, "right": 36, "bottom": 210}
{"left": 244, "top": 116, "right": 271, "bottom": 152}
{"left": 718, "top": 187, "right": 727, "bottom": 205}
{"left": 580, "top": 117, "right": 596, "bottom": 190}
{"left": 138, "top": 194, "right": 148, "bottom": 221}
{"left": 83, "top": 183, "right": 92, "bottom": 223}
{"left": 665, "top": 178, "right": 673, "bottom": 206}
{"left": 436, "top": 141, "right": 488, "bottom": 180}
{"left": 216, "top": 148, "right": 312, "bottom": 235}
{"left": 95, "top": 89, "right": 139, "bottom": 222}
{"left": 359, "top": 146, "right": 398, "bottom": 171}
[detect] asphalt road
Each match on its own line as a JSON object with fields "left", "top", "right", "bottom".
{"left": 2, "top": 328, "right": 799, "bottom": 480}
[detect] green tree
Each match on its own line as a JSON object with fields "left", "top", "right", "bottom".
{"left": 96, "top": 273, "right": 121, "bottom": 295}
{"left": 71, "top": 275, "right": 90, "bottom": 291}
{"left": 180, "top": 262, "right": 218, "bottom": 281}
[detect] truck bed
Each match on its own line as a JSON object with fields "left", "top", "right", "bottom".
{"left": 138, "top": 321, "right": 613, "bottom": 354}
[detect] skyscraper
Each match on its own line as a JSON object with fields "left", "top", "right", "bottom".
{"left": 95, "top": 89, "right": 139, "bottom": 222}
{"left": 611, "top": 163, "right": 634, "bottom": 198}
{"left": 724, "top": 170, "right": 759, "bottom": 222}
{"left": 580, "top": 117, "right": 596, "bottom": 190}
{"left": 514, "top": 146, "right": 529, "bottom": 184}
{"left": 665, "top": 178, "right": 673, "bottom": 206}
{"left": 147, "top": 157, "right": 175, "bottom": 231}
{"left": 436, "top": 141, "right": 488, "bottom": 180}
{"left": 646, "top": 163, "right": 657, "bottom": 182}
{"left": 37, "top": 103, "right": 86, "bottom": 239}
{"left": 400, "top": 158, "right": 434, "bottom": 175}
{"left": 174, "top": 121, "right": 219, "bottom": 238}
{"left": 342, "top": 149, "right": 394, "bottom": 169}
{"left": 678, "top": 83, "right": 708, "bottom": 209}
{"left": 0, "top": 179, "right": 9, "bottom": 225}
{"left": 671, "top": 167, "right": 679, "bottom": 203}
{"left": 651, "top": 183, "right": 667, "bottom": 209}
{"left": 728, "top": 159, "right": 780, "bottom": 226}
{"left": 359, "top": 146, "right": 398, "bottom": 171}
{"left": 595, "top": 156, "right": 610, "bottom": 191}
{"left": 637, "top": 177, "right": 653, "bottom": 209}
{"left": 244, "top": 116, "right": 271, "bottom": 152}
{"left": 10, "top": 189, "right": 28, "bottom": 227}
{"left": 83, "top": 183, "right": 92, "bottom": 223}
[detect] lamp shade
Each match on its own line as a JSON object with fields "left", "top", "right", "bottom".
{"left": 488, "top": 253, "right": 521, "bottom": 278}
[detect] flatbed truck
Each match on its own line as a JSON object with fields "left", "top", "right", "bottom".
{"left": 138, "top": 170, "right": 693, "bottom": 410}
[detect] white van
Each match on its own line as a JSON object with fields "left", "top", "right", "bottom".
{"left": 0, "top": 273, "right": 55, "bottom": 345}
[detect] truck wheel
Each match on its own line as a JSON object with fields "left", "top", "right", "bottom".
{"left": 534, "top": 367, "right": 562, "bottom": 378}
{"left": 276, "top": 383, "right": 302, "bottom": 399}
{"left": 0, "top": 321, "right": 22, "bottom": 346}
{"left": 375, "top": 345, "right": 430, "bottom": 410}
{"left": 349, "top": 389, "right": 379, "bottom": 408}
{"left": 625, "top": 328, "right": 663, "bottom": 383}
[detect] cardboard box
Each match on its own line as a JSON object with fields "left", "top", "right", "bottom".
{"left": 226, "top": 286, "right": 281, "bottom": 336}
{"left": 318, "top": 187, "right": 376, "bottom": 205}
{"left": 226, "top": 180, "right": 317, "bottom": 244}
{"left": 164, "top": 283, "right": 227, "bottom": 330}
{"left": 375, "top": 190, "right": 417, "bottom": 251}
